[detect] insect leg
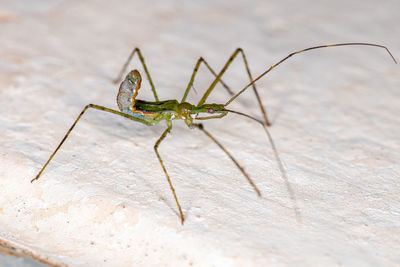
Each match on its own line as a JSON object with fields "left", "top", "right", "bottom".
{"left": 194, "top": 113, "right": 227, "bottom": 120}
{"left": 113, "top": 48, "right": 159, "bottom": 102}
{"left": 192, "top": 123, "right": 261, "bottom": 197}
{"left": 222, "top": 109, "right": 301, "bottom": 222}
{"left": 31, "top": 104, "right": 152, "bottom": 183}
{"left": 153, "top": 122, "right": 185, "bottom": 224}
{"left": 181, "top": 57, "right": 234, "bottom": 103}
{"left": 196, "top": 48, "right": 271, "bottom": 126}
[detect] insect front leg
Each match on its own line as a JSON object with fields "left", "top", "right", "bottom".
{"left": 192, "top": 123, "right": 261, "bottom": 196}
{"left": 196, "top": 48, "right": 271, "bottom": 126}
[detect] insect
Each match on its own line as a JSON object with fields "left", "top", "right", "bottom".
{"left": 31, "top": 43, "right": 396, "bottom": 224}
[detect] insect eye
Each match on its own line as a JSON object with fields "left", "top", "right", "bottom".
{"left": 207, "top": 108, "right": 215, "bottom": 114}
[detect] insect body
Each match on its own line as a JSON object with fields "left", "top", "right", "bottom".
{"left": 117, "top": 69, "right": 227, "bottom": 127}
{"left": 31, "top": 43, "right": 396, "bottom": 225}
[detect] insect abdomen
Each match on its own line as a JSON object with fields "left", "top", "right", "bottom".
{"left": 117, "top": 70, "right": 142, "bottom": 113}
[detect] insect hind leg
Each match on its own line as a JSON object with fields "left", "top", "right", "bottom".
{"left": 31, "top": 104, "right": 151, "bottom": 183}
{"left": 181, "top": 57, "right": 235, "bottom": 103}
{"left": 113, "top": 47, "right": 159, "bottom": 102}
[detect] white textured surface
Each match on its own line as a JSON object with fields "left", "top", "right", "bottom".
{"left": 0, "top": 0, "right": 399, "bottom": 266}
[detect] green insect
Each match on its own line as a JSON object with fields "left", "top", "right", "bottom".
{"left": 31, "top": 43, "right": 396, "bottom": 224}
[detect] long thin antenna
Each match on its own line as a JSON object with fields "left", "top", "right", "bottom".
{"left": 225, "top": 43, "right": 397, "bottom": 107}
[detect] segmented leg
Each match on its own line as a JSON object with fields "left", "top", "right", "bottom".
{"left": 197, "top": 48, "right": 271, "bottom": 126}
{"left": 181, "top": 57, "right": 234, "bottom": 103}
{"left": 31, "top": 104, "right": 152, "bottom": 183}
{"left": 193, "top": 123, "right": 261, "bottom": 196}
{"left": 221, "top": 109, "right": 301, "bottom": 222}
{"left": 153, "top": 122, "right": 185, "bottom": 224}
{"left": 113, "top": 47, "right": 159, "bottom": 102}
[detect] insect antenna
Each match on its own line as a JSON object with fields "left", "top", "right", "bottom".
{"left": 225, "top": 43, "right": 397, "bottom": 107}
{"left": 224, "top": 108, "right": 301, "bottom": 221}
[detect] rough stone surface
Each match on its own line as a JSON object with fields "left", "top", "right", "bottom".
{"left": 0, "top": 0, "right": 399, "bottom": 266}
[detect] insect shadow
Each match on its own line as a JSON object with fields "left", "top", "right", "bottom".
{"left": 31, "top": 43, "right": 397, "bottom": 224}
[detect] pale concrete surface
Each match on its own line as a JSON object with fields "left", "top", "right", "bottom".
{"left": 0, "top": 245, "right": 49, "bottom": 267}
{"left": 0, "top": 0, "right": 399, "bottom": 266}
